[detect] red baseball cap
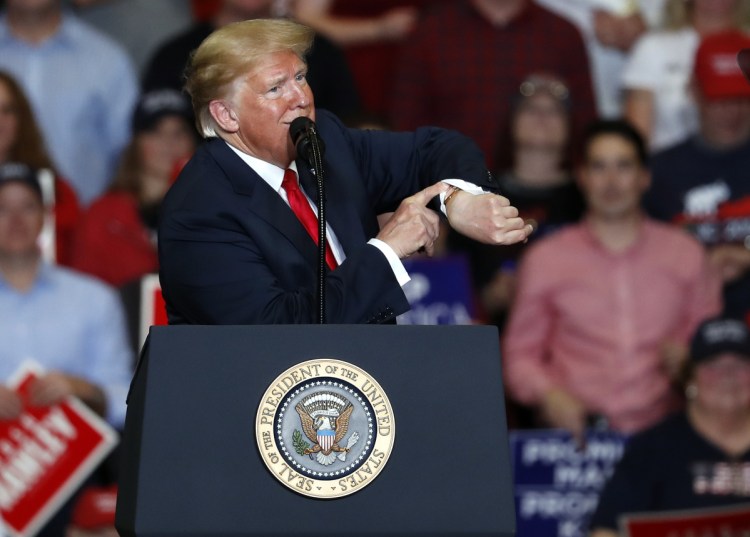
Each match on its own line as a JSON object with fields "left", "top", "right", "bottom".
{"left": 694, "top": 30, "right": 750, "bottom": 100}
{"left": 70, "top": 485, "right": 118, "bottom": 529}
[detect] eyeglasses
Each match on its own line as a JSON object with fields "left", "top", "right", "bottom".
{"left": 519, "top": 76, "right": 570, "bottom": 102}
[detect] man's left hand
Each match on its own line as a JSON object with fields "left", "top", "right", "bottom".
{"left": 446, "top": 190, "right": 533, "bottom": 245}
{"left": 709, "top": 243, "right": 750, "bottom": 282}
{"left": 28, "top": 372, "right": 75, "bottom": 407}
{"left": 28, "top": 372, "right": 107, "bottom": 417}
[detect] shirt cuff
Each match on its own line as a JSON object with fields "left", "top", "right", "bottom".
{"left": 439, "top": 179, "right": 486, "bottom": 214}
{"left": 367, "top": 238, "right": 411, "bottom": 287}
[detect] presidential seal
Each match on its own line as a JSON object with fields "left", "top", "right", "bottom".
{"left": 256, "top": 359, "right": 395, "bottom": 499}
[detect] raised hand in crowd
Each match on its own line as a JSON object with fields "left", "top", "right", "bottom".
{"left": 0, "top": 385, "right": 22, "bottom": 421}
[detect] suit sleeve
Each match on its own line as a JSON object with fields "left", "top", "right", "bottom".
{"left": 317, "top": 109, "right": 497, "bottom": 215}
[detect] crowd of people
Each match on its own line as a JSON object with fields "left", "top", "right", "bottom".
{"left": 1, "top": 0, "right": 750, "bottom": 535}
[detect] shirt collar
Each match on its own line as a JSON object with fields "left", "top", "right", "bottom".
{"left": 580, "top": 215, "right": 650, "bottom": 256}
{"left": 35, "top": 260, "right": 56, "bottom": 285}
{"left": 0, "top": 259, "right": 55, "bottom": 292}
{"left": 55, "top": 12, "right": 80, "bottom": 48}
{"left": 225, "top": 141, "right": 299, "bottom": 194}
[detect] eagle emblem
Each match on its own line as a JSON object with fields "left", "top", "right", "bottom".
{"left": 294, "top": 391, "right": 360, "bottom": 466}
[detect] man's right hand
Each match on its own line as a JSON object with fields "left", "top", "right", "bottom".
{"left": 0, "top": 385, "right": 22, "bottom": 420}
{"left": 376, "top": 182, "right": 449, "bottom": 258}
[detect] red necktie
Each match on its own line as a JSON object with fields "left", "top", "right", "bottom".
{"left": 282, "top": 169, "right": 338, "bottom": 270}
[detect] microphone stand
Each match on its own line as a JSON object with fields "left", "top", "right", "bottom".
{"left": 308, "top": 124, "right": 327, "bottom": 325}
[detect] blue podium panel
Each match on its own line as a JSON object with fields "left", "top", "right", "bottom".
{"left": 116, "top": 325, "right": 516, "bottom": 537}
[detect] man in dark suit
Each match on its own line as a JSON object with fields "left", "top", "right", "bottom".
{"left": 158, "top": 18, "right": 533, "bottom": 325}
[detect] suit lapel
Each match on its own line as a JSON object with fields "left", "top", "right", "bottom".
{"left": 297, "top": 162, "right": 367, "bottom": 259}
{"left": 206, "top": 140, "right": 320, "bottom": 263}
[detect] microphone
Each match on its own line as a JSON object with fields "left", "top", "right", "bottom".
{"left": 290, "top": 117, "right": 325, "bottom": 165}
{"left": 289, "top": 116, "right": 329, "bottom": 324}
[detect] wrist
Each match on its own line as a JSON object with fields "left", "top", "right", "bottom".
{"left": 443, "top": 186, "right": 461, "bottom": 216}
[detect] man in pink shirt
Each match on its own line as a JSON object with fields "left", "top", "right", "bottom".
{"left": 503, "top": 120, "right": 721, "bottom": 439}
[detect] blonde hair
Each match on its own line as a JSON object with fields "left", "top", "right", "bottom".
{"left": 662, "top": 0, "right": 750, "bottom": 31}
{"left": 185, "top": 18, "right": 314, "bottom": 138}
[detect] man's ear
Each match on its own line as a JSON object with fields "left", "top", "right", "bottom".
{"left": 209, "top": 100, "right": 239, "bottom": 133}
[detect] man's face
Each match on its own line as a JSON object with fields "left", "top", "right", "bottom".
{"left": 694, "top": 0, "right": 738, "bottom": 19}
{"left": 694, "top": 353, "right": 750, "bottom": 414}
{"left": 6, "top": 0, "right": 59, "bottom": 15}
{"left": 217, "top": 50, "right": 314, "bottom": 168}
{"left": 578, "top": 134, "right": 649, "bottom": 220}
{"left": 699, "top": 96, "right": 750, "bottom": 149}
{"left": 0, "top": 182, "right": 44, "bottom": 259}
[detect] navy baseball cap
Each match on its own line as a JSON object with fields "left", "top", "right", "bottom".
{"left": 690, "top": 317, "right": 750, "bottom": 363}
{"left": 0, "top": 162, "right": 42, "bottom": 200}
{"left": 132, "top": 89, "right": 193, "bottom": 134}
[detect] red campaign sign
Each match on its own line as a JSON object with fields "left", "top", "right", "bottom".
{"left": 621, "top": 503, "right": 750, "bottom": 537}
{"left": 0, "top": 362, "right": 118, "bottom": 537}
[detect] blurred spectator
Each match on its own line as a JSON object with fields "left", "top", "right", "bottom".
{"left": 0, "top": 0, "right": 139, "bottom": 205}
{"left": 622, "top": 0, "right": 750, "bottom": 151}
{"left": 67, "top": 0, "right": 192, "bottom": 77}
{"left": 289, "top": 0, "right": 419, "bottom": 45}
{"left": 537, "top": 0, "right": 666, "bottom": 118}
{"left": 288, "top": 0, "right": 428, "bottom": 117}
{"left": 67, "top": 483, "right": 117, "bottom": 537}
{"left": 388, "top": 0, "right": 597, "bottom": 170}
{"left": 503, "top": 120, "right": 721, "bottom": 440}
{"left": 70, "top": 89, "right": 197, "bottom": 287}
{"left": 142, "top": 0, "right": 361, "bottom": 120}
{"left": 645, "top": 30, "right": 750, "bottom": 321}
{"left": 192, "top": 0, "right": 222, "bottom": 22}
{"left": 0, "top": 70, "right": 80, "bottom": 265}
{"left": 589, "top": 316, "right": 750, "bottom": 537}
{"left": 449, "top": 74, "right": 584, "bottom": 329}
{"left": 0, "top": 162, "right": 132, "bottom": 426}
{"left": 0, "top": 162, "right": 132, "bottom": 536}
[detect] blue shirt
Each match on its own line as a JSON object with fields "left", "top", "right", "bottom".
{"left": 0, "top": 11, "right": 138, "bottom": 205}
{"left": 0, "top": 263, "right": 133, "bottom": 428}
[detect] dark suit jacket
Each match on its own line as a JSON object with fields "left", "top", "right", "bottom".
{"left": 158, "top": 110, "right": 497, "bottom": 324}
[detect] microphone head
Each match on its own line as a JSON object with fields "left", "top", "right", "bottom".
{"left": 290, "top": 116, "right": 315, "bottom": 145}
{"left": 290, "top": 116, "right": 324, "bottom": 164}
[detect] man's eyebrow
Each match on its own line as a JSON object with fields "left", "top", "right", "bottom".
{"left": 267, "top": 73, "right": 288, "bottom": 86}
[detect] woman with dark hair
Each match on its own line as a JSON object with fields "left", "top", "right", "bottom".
{"left": 451, "top": 74, "right": 584, "bottom": 329}
{"left": 589, "top": 316, "right": 750, "bottom": 537}
{"left": 70, "top": 89, "right": 198, "bottom": 287}
{"left": 0, "top": 70, "right": 81, "bottom": 265}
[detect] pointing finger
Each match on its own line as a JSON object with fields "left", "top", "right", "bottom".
{"left": 408, "top": 182, "right": 450, "bottom": 207}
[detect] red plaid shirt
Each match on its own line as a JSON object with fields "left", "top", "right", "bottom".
{"left": 388, "top": 2, "right": 597, "bottom": 169}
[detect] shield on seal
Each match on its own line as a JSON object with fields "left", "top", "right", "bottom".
{"left": 317, "top": 429, "right": 335, "bottom": 452}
